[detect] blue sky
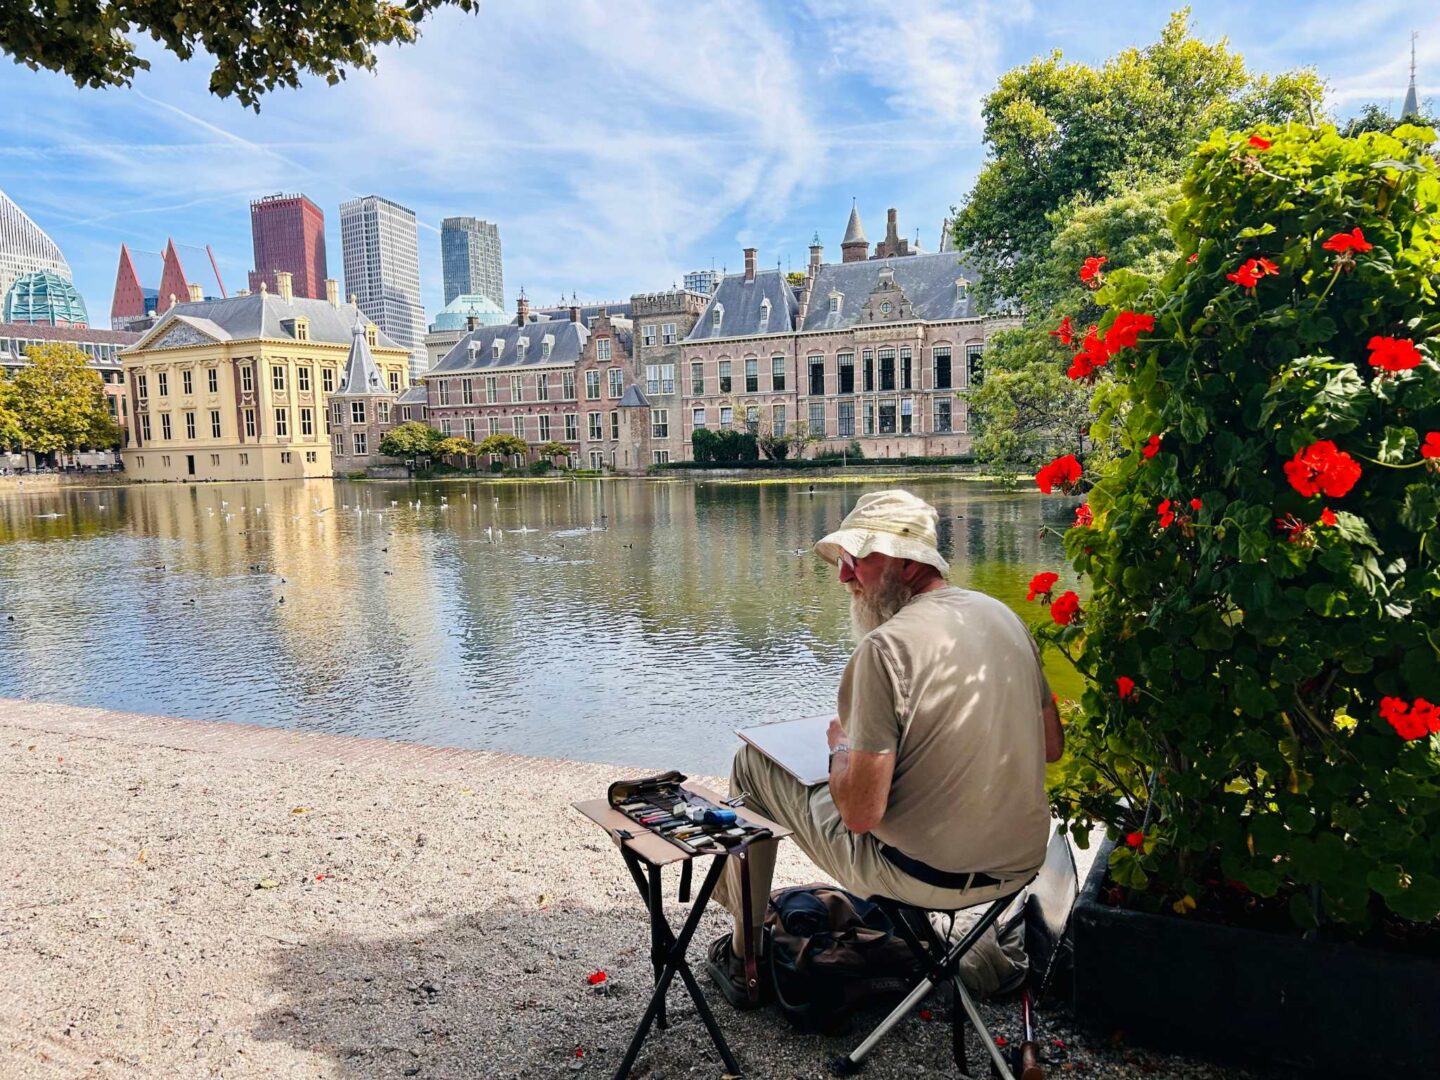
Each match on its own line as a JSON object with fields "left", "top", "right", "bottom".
{"left": 1, "top": 1, "right": 1435, "bottom": 324}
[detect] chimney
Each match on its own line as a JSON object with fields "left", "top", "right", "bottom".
{"left": 325, "top": 278, "right": 339, "bottom": 307}
{"left": 275, "top": 270, "right": 293, "bottom": 302}
{"left": 744, "top": 247, "right": 757, "bottom": 282}
{"left": 568, "top": 305, "right": 581, "bottom": 323}
{"left": 809, "top": 232, "right": 823, "bottom": 275}
{"left": 186, "top": 283, "right": 203, "bottom": 303}
{"left": 516, "top": 293, "right": 530, "bottom": 325}
{"left": 466, "top": 315, "right": 478, "bottom": 331}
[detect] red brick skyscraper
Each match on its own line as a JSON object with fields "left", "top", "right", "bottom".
{"left": 248, "top": 194, "right": 327, "bottom": 299}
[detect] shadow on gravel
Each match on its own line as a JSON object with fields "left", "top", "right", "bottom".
{"left": 250, "top": 899, "right": 1007, "bottom": 1079}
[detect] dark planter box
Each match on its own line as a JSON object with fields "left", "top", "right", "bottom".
{"left": 1072, "top": 838, "right": 1439, "bottom": 1076}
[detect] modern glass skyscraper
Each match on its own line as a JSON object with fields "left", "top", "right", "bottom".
{"left": 249, "top": 193, "right": 327, "bottom": 299}
{"left": 440, "top": 217, "right": 503, "bottom": 309}
{"left": 0, "top": 189, "right": 72, "bottom": 303}
{"left": 340, "top": 195, "right": 427, "bottom": 379}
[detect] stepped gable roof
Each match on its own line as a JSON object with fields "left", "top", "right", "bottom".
{"left": 617, "top": 385, "right": 650, "bottom": 408}
{"left": 134, "top": 293, "right": 405, "bottom": 351}
{"left": 337, "top": 314, "right": 390, "bottom": 396}
{"left": 430, "top": 316, "right": 588, "bottom": 374}
{"left": 684, "top": 268, "right": 798, "bottom": 342}
{"left": 843, "top": 203, "right": 867, "bottom": 245}
{"left": 800, "top": 251, "right": 986, "bottom": 332}
{"left": 397, "top": 384, "right": 429, "bottom": 405}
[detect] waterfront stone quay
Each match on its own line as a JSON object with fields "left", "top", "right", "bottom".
{"left": 1, "top": 701, "right": 1285, "bottom": 1079}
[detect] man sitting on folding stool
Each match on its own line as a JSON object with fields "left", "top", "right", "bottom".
{"left": 708, "top": 489, "right": 1064, "bottom": 1014}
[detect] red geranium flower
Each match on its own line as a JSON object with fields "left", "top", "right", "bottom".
{"left": 1027, "top": 571, "right": 1060, "bottom": 601}
{"left": 1079, "top": 256, "right": 1107, "bottom": 286}
{"left": 1049, "top": 315, "right": 1074, "bottom": 346}
{"left": 1189, "top": 498, "right": 1203, "bottom": 511}
{"left": 1225, "top": 257, "right": 1279, "bottom": 289}
{"left": 1321, "top": 227, "right": 1372, "bottom": 253}
{"left": 1035, "top": 454, "right": 1083, "bottom": 494}
{"left": 1116, "top": 676, "right": 1136, "bottom": 698}
{"left": 1367, "top": 336, "right": 1422, "bottom": 372}
{"left": 1248, "top": 134, "right": 1272, "bottom": 150}
{"left": 1073, "top": 503, "right": 1093, "bottom": 527}
{"left": 1050, "top": 590, "right": 1081, "bottom": 626}
{"left": 1125, "top": 831, "right": 1145, "bottom": 848}
{"left": 1380, "top": 697, "right": 1436, "bottom": 741}
{"left": 1067, "top": 326, "right": 1111, "bottom": 380}
{"left": 1142, "top": 434, "right": 1162, "bottom": 459}
{"left": 1105, "top": 311, "right": 1155, "bottom": 351}
{"left": 1423, "top": 432, "right": 1440, "bottom": 459}
{"left": 1284, "top": 440, "right": 1361, "bottom": 498}
{"left": 1157, "top": 499, "right": 1175, "bottom": 528}
{"left": 1319, "top": 507, "right": 1338, "bottom": 526}
{"left": 1187, "top": 252, "right": 1199, "bottom": 264}
{"left": 1275, "top": 513, "right": 1308, "bottom": 543}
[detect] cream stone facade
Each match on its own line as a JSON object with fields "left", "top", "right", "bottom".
{"left": 120, "top": 274, "right": 410, "bottom": 482}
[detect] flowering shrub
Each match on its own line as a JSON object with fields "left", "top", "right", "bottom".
{"left": 1043, "top": 123, "right": 1440, "bottom": 930}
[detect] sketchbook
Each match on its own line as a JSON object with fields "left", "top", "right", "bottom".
{"left": 735, "top": 715, "right": 833, "bottom": 786}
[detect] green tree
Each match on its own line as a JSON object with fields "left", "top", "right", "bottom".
{"left": 378, "top": 421, "right": 443, "bottom": 459}
{"left": 435, "top": 436, "right": 478, "bottom": 461}
{"left": 0, "top": 0, "right": 478, "bottom": 109}
{"left": 1342, "top": 102, "right": 1440, "bottom": 138}
{"left": 1044, "top": 122, "right": 1440, "bottom": 930}
{"left": 8, "top": 343, "right": 120, "bottom": 455}
{"left": 538, "top": 440, "right": 571, "bottom": 462}
{"left": 0, "top": 373, "right": 22, "bottom": 449}
{"left": 477, "top": 433, "right": 529, "bottom": 459}
{"left": 969, "top": 183, "right": 1180, "bottom": 470}
{"left": 952, "top": 9, "right": 1323, "bottom": 309}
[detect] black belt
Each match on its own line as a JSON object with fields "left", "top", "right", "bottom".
{"left": 878, "top": 843, "right": 1005, "bottom": 891}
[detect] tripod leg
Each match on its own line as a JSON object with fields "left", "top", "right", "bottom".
{"left": 648, "top": 864, "right": 668, "bottom": 1029}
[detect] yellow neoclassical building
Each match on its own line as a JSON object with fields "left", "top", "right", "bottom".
{"left": 120, "top": 273, "right": 411, "bottom": 482}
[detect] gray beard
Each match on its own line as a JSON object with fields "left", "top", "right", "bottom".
{"left": 849, "top": 569, "right": 914, "bottom": 639}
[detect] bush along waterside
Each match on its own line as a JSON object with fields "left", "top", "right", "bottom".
{"left": 1040, "top": 122, "right": 1440, "bottom": 934}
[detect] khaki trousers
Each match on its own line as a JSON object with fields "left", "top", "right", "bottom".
{"left": 713, "top": 743, "right": 1027, "bottom": 953}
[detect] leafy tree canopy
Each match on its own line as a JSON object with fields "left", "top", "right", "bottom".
{"left": 5, "top": 343, "right": 120, "bottom": 454}
{"left": 538, "top": 441, "right": 571, "bottom": 459}
{"left": 953, "top": 9, "right": 1324, "bottom": 307}
{"left": 378, "top": 420, "right": 442, "bottom": 459}
{"left": 477, "top": 433, "right": 528, "bottom": 458}
{"left": 435, "top": 436, "right": 477, "bottom": 459}
{"left": 0, "top": 0, "right": 476, "bottom": 109}
{"left": 1342, "top": 102, "right": 1440, "bottom": 139}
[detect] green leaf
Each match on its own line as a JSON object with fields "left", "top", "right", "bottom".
{"left": 1378, "top": 426, "right": 1417, "bottom": 464}
{"left": 1399, "top": 483, "right": 1439, "bottom": 533}
{"left": 1288, "top": 891, "right": 1320, "bottom": 930}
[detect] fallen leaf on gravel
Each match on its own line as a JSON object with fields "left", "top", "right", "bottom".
{"left": 256, "top": 879, "right": 280, "bottom": 890}
{"left": 136, "top": 849, "right": 147, "bottom": 863}
{"left": 291, "top": 806, "right": 309, "bottom": 814}
{"left": 315, "top": 873, "right": 326, "bottom": 881}
{"left": 459, "top": 788, "right": 475, "bottom": 797}
{"left": 586, "top": 971, "right": 607, "bottom": 986}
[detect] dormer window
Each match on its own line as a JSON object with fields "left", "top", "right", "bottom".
{"left": 828, "top": 292, "right": 842, "bottom": 315}
{"left": 880, "top": 301, "right": 892, "bottom": 315}
{"left": 492, "top": 339, "right": 503, "bottom": 359}
{"left": 759, "top": 297, "right": 771, "bottom": 330}
{"left": 542, "top": 335, "right": 554, "bottom": 360}
{"left": 712, "top": 303, "right": 724, "bottom": 330}
{"left": 365, "top": 326, "right": 377, "bottom": 347}
{"left": 294, "top": 318, "right": 309, "bottom": 342}
{"left": 517, "top": 336, "right": 528, "bottom": 361}
{"left": 956, "top": 277, "right": 971, "bottom": 303}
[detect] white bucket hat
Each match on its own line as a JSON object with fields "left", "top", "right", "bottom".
{"left": 813, "top": 489, "right": 950, "bottom": 575}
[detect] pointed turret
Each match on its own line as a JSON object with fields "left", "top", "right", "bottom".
{"left": 110, "top": 244, "right": 147, "bottom": 328}
{"left": 841, "top": 200, "right": 869, "bottom": 263}
{"left": 338, "top": 314, "right": 388, "bottom": 395}
{"left": 157, "top": 239, "right": 189, "bottom": 315}
{"left": 1402, "top": 31, "right": 1420, "bottom": 118}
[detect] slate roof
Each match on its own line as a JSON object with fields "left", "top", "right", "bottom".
{"left": 430, "top": 317, "right": 589, "bottom": 374}
{"left": 337, "top": 316, "right": 390, "bottom": 396}
{"left": 131, "top": 292, "right": 406, "bottom": 352}
{"left": 535, "top": 301, "right": 633, "bottom": 323}
{"left": 799, "top": 251, "right": 987, "bottom": 333}
{"left": 617, "top": 385, "right": 650, "bottom": 408}
{"left": 397, "top": 384, "right": 429, "bottom": 405}
{"left": 684, "top": 268, "right": 798, "bottom": 342}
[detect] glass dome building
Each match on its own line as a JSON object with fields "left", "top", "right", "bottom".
{"left": 3, "top": 269, "right": 89, "bottom": 326}
{"left": 429, "top": 292, "right": 507, "bottom": 332}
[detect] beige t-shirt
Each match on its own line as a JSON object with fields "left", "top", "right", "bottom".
{"left": 837, "top": 586, "right": 1051, "bottom": 876}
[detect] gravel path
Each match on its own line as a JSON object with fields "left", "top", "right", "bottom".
{"left": 0, "top": 701, "right": 1290, "bottom": 1080}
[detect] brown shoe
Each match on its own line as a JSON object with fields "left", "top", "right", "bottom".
{"left": 704, "top": 934, "right": 767, "bottom": 1010}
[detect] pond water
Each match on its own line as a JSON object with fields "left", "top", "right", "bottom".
{"left": 0, "top": 477, "right": 1080, "bottom": 774}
